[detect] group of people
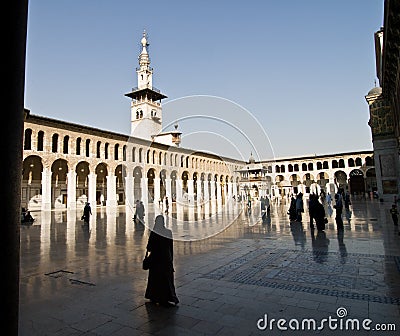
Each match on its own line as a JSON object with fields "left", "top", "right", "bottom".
{"left": 287, "top": 189, "right": 353, "bottom": 232}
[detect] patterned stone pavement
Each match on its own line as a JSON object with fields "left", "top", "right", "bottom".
{"left": 19, "top": 198, "right": 400, "bottom": 335}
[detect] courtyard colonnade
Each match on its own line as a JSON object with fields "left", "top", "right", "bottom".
{"left": 21, "top": 112, "right": 242, "bottom": 211}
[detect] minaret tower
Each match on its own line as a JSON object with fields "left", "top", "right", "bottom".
{"left": 125, "top": 31, "right": 167, "bottom": 140}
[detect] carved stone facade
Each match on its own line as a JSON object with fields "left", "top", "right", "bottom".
{"left": 365, "top": 0, "right": 400, "bottom": 200}
{"left": 238, "top": 152, "right": 375, "bottom": 200}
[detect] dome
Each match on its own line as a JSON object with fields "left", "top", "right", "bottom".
{"left": 367, "top": 87, "right": 382, "bottom": 96}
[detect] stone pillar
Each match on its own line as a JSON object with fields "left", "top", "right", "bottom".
{"left": 233, "top": 182, "right": 237, "bottom": 198}
{"left": 88, "top": 173, "right": 97, "bottom": 206}
{"left": 176, "top": 178, "right": 183, "bottom": 203}
{"left": 217, "top": 182, "right": 222, "bottom": 202}
{"left": 154, "top": 177, "right": 161, "bottom": 205}
{"left": 210, "top": 181, "right": 216, "bottom": 200}
{"left": 141, "top": 177, "right": 148, "bottom": 204}
{"left": 41, "top": 167, "right": 52, "bottom": 211}
{"left": 125, "top": 175, "right": 134, "bottom": 210}
{"left": 203, "top": 180, "right": 209, "bottom": 202}
{"left": 197, "top": 180, "right": 203, "bottom": 203}
{"left": 106, "top": 174, "right": 117, "bottom": 206}
{"left": 227, "top": 182, "right": 232, "bottom": 201}
{"left": 165, "top": 178, "right": 172, "bottom": 200}
{"left": 187, "top": 179, "right": 194, "bottom": 204}
{"left": 66, "top": 170, "right": 76, "bottom": 210}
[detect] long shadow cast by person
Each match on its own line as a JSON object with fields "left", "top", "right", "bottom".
{"left": 311, "top": 230, "right": 330, "bottom": 263}
{"left": 337, "top": 229, "right": 348, "bottom": 264}
{"left": 81, "top": 223, "right": 91, "bottom": 243}
{"left": 290, "top": 221, "right": 306, "bottom": 249}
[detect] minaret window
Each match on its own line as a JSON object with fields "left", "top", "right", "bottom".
{"left": 24, "top": 129, "right": 32, "bottom": 150}
{"left": 76, "top": 137, "right": 81, "bottom": 155}
{"left": 37, "top": 131, "right": 44, "bottom": 151}
{"left": 114, "top": 144, "right": 119, "bottom": 160}
{"left": 139, "top": 148, "right": 143, "bottom": 163}
{"left": 85, "top": 139, "right": 90, "bottom": 157}
{"left": 97, "top": 141, "right": 101, "bottom": 158}
{"left": 140, "top": 110, "right": 143, "bottom": 118}
{"left": 63, "top": 135, "right": 69, "bottom": 154}
{"left": 52, "top": 134, "right": 58, "bottom": 153}
{"left": 136, "top": 111, "right": 139, "bottom": 119}
{"left": 123, "top": 145, "right": 127, "bottom": 161}
{"left": 105, "top": 143, "right": 109, "bottom": 159}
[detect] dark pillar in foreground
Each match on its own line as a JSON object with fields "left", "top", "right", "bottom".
{"left": 0, "top": 1, "right": 29, "bottom": 334}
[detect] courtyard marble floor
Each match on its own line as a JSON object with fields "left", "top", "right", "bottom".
{"left": 19, "top": 198, "right": 400, "bottom": 335}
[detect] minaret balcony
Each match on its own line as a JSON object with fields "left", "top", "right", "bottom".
{"left": 136, "top": 66, "right": 153, "bottom": 72}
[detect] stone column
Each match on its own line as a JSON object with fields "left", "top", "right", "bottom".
{"left": 88, "top": 173, "right": 97, "bottom": 206}
{"left": 210, "top": 181, "right": 216, "bottom": 200}
{"left": 106, "top": 174, "right": 117, "bottom": 206}
{"left": 141, "top": 177, "right": 148, "bottom": 204}
{"left": 203, "top": 180, "right": 209, "bottom": 202}
{"left": 165, "top": 178, "right": 172, "bottom": 200}
{"left": 41, "top": 167, "right": 52, "bottom": 211}
{"left": 197, "top": 180, "right": 202, "bottom": 203}
{"left": 154, "top": 177, "right": 161, "bottom": 205}
{"left": 176, "top": 178, "right": 183, "bottom": 203}
{"left": 227, "top": 182, "right": 232, "bottom": 201}
{"left": 66, "top": 170, "right": 76, "bottom": 210}
{"left": 187, "top": 179, "right": 194, "bottom": 204}
{"left": 125, "top": 175, "right": 134, "bottom": 210}
{"left": 217, "top": 182, "right": 222, "bottom": 202}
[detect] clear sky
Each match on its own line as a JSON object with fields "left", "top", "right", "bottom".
{"left": 25, "top": 0, "right": 383, "bottom": 161}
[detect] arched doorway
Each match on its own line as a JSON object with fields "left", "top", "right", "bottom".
{"left": 317, "top": 172, "right": 329, "bottom": 192}
{"left": 334, "top": 170, "right": 348, "bottom": 190}
{"left": 290, "top": 174, "right": 300, "bottom": 195}
{"left": 115, "top": 164, "right": 126, "bottom": 205}
{"left": 302, "top": 173, "right": 315, "bottom": 194}
{"left": 133, "top": 166, "right": 142, "bottom": 201}
{"left": 22, "top": 155, "right": 43, "bottom": 210}
{"left": 171, "top": 171, "right": 177, "bottom": 202}
{"left": 147, "top": 168, "right": 156, "bottom": 203}
{"left": 51, "top": 159, "right": 68, "bottom": 208}
{"left": 193, "top": 172, "right": 198, "bottom": 200}
{"left": 76, "top": 161, "right": 90, "bottom": 206}
{"left": 96, "top": 163, "right": 108, "bottom": 205}
{"left": 160, "top": 170, "right": 167, "bottom": 200}
{"left": 365, "top": 168, "right": 377, "bottom": 192}
{"left": 349, "top": 169, "right": 365, "bottom": 195}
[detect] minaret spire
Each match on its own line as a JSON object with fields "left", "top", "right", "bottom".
{"left": 125, "top": 31, "right": 167, "bottom": 141}
{"left": 139, "top": 30, "right": 150, "bottom": 70}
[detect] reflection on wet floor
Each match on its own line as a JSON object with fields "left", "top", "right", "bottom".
{"left": 20, "top": 198, "right": 400, "bottom": 264}
{"left": 19, "top": 197, "right": 400, "bottom": 336}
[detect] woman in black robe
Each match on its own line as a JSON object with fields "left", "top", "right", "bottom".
{"left": 145, "top": 215, "right": 179, "bottom": 306}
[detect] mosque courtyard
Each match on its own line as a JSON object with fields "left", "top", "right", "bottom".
{"left": 19, "top": 198, "right": 400, "bottom": 335}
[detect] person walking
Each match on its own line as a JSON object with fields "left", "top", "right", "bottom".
{"left": 308, "top": 194, "right": 318, "bottom": 230}
{"left": 265, "top": 195, "right": 271, "bottom": 216}
{"left": 295, "top": 192, "right": 304, "bottom": 222}
{"left": 334, "top": 189, "right": 344, "bottom": 230}
{"left": 144, "top": 215, "right": 179, "bottom": 307}
{"left": 82, "top": 202, "right": 92, "bottom": 225}
{"left": 390, "top": 204, "right": 399, "bottom": 227}
{"left": 326, "top": 193, "right": 332, "bottom": 206}
{"left": 288, "top": 195, "right": 297, "bottom": 221}
{"left": 137, "top": 201, "right": 145, "bottom": 224}
{"left": 315, "top": 199, "right": 326, "bottom": 231}
{"left": 165, "top": 196, "right": 169, "bottom": 214}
